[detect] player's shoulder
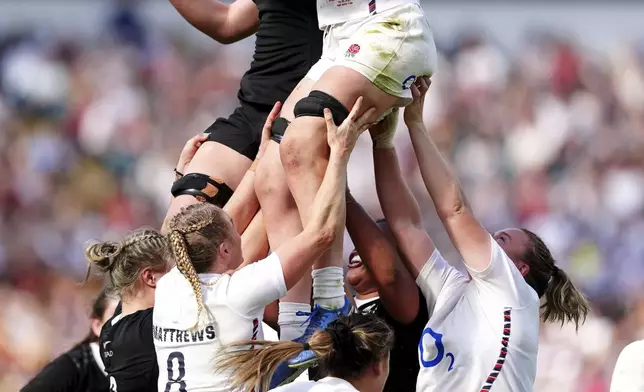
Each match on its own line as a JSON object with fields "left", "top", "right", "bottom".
{"left": 612, "top": 339, "right": 644, "bottom": 391}
{"left": 103, "top": 308, "right": 154, "bottom": 342}
{"left": 122, "top": 307, "right": 154, "bottom": 324}
{"left": 617, "top": 339, "right": 644, "bottom": 361}
{"left": 64, "top": 343, "right": 93, "bottom": 368}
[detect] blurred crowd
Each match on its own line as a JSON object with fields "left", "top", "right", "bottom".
{"left": 0, "top": 3, "right": 643, "bottom": 392}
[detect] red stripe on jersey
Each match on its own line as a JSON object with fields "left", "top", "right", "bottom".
{"left": 478, "top": 307, "right": 512, "bottom": 391}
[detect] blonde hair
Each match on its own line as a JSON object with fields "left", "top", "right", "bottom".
{"left": 84, "top": 228, "right": 170, "bottom": 298}
{"left": 522, "top": 229, "right": 590, "bottom": 330}
{"left": 216, "top": 313, "right": 394, "bottom": 391}
{"left": 166, "top": 203, "right": 234, "bottom": 327}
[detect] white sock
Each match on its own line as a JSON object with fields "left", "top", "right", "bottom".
{"left": 278, "top": 302, "right": 311, "bottom": 341}
{"left": 312, "top": 267, "right": 345, "bottom": 310}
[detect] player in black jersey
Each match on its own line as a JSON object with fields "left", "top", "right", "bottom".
{"left": 21, "top": 290, "right": 118, "bottom": 392}
{"left": 84, "top": 229, "right": 172, "bottom": 392}
{"left": 167, "top": 0, "right": 326, "bottom": 373}
{"left": 164, "top": 0, "right": 322, "bottom": 235}
{"left": 344, "top": 191, "right": 428, "bottom": 391}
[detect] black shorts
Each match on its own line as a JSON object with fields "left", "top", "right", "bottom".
{"left": 204, "top": 101, "right": 270, "bottom": 160}
{"left": 203, "top": 0, "right": 321, "bottom": 161}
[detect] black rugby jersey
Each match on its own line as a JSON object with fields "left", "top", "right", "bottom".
{"left": 99, "top": 306, "right": 158, "bottom": 392}
{"left": 358, "top": 288, "right": 429, "bottom": 392}
{"left": 239, "top": 0, "right": 322, "bottom": 107}
{"left": 21, "top": 343, "right": 109, "bottom": 392}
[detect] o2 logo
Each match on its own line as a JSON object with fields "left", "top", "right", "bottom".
{"left": 402, "top": 75, "right": 417, "bottom": 90}
{"left": 418, "top": 327, "right": 455, "bottom": 371}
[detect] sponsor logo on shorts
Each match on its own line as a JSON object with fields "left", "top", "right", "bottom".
{"left": 402, "top": 75, "right": 417, "bottom": 90}
{"left": 345, "top": 44, "right": 361, "bottom": 58}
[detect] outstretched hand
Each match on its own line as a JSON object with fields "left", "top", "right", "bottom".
{"left": 369, "top": 108, "right": 399, "bottom": 149}
{"left": 176, "top": 133, "right": 209, "bottom": 174}
{"left": 256, "top": 101, "right": 282, "bottom": 161}
{"left": 325, "top": 96, "right": 376, "bottom": 159}
{"left": 403, "top": 76, "right": 431, "bottom": 126}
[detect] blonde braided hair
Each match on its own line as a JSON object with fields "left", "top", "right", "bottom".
{"left": 167, "top": 203, "right": 232, "bottom": 328}
{"left": 84, "top": 228, "right": 171, "bottom": 298}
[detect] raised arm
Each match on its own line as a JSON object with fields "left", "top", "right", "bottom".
{"left": 224, "top": 102, "right": 281, "bottom": 234}
{"left": 371, "top": 111, "right": 435, "bottom": 279}
{"left": 276, "top": 98, "right": 375, "bottom": 290}
{"left": 405, "top": 77, "right": 490, "bottom": 272}
{"left": 345, "top": 191, "right": 419, "bottom": 324}
{"left": 169, "top": 0, "right": 259, "bottom": 44}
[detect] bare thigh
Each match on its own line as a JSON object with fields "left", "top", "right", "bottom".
{"left": 164, "top": 142, "right": 252, "bottom": 229}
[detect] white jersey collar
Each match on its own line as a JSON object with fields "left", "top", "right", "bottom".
{"left": 89, "top": 342, "right": 107, "bottom": 376}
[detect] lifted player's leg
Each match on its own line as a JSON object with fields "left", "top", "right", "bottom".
{"left": 281, "top": 66, "right": 395, "bottom": 325}
{"left": 254, "top": 79, "right": 316, "bottom": 388}
{"left": 281, "top": 2, "right": 437, "bottom": 368}
{"left": 163, "top": 104, "right": 266, "bottom": 231}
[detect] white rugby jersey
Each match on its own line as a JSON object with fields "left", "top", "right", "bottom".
{"left": 271, "top": 377, "right": 358, "bottom": 392}
{"left": 153, "top": 253, "right": 287, "bottom": 392}
{"left": 416, "top": 236, "right": 540, "bottom": 392}
{"left": 316, "top": 0, "right": 420, "bottom": 29}
{"left": 610, "top": 340, "right": 644, "bottom": 392}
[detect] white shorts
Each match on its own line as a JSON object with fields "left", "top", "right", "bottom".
{"left": 306, "top": 3, "right": 437, "bottom": 105}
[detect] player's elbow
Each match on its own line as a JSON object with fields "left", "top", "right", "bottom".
{"left": 214, "top": 17, "right": 259, "bottom": 44}
{"left": 201, "top": 17, "right": 240, "bottom": 44}
{"left": 216, "top": 34, "right": 237, "bottom": 45}
{"left": 305, "top": 225, "right": 337, "bottom": 253}
{"left": 435, "top": 186, "right": 469, "bottom": 221}
{"left": 378, "top": 269, "right": 398, "bottom": 290}
{"left": 209, "top": 24, "right": 239, "bottom": 44}
{"left": 316, "top": 226, "right": 337, "bottom": 249}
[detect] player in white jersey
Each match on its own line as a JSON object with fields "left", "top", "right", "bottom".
{"left": 153, "top": 98, "right": 375, "bottom": 392}
{"left": 610, "top": 339, "right": 644, "bottom": 392}
{"left": 370, "top": 76, "right": 590, "bottom": 392}
{"left": 215, "top": 313, "right": 394, "bottom": 392}
{"left": 253, "top": 0, "right": 438, "bottom": 369}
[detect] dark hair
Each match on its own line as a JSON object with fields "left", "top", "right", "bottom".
{"left": 166, "top": 203, "right": 234, "bottom": 327}
{"left": 84, "top": 228, "right": 171, "bottom": 298}
{"left": 521, "top": 229, "right": 589, "bottom": 330}
{"left": 216, "top": 313, "right": 394, "bottom": 391}
{"left": 78, "top": 289, "right": 114, "bottom": 345}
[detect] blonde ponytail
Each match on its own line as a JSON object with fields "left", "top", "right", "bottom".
{"left": 166, "top": 203, "right": 233, "bottom": 328}
{"left": 216, "top": 313, "right": 394, "bottom": 391}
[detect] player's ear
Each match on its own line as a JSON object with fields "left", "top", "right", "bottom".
{"left": 516, "top": 260, "right": 530, "bottom": 277}
{"left": 90, "top": 317, "right": 103, "bottom": 338}
{"left": 141, "top": 267, "right": 159, "bottom": 289}
{"left": 218, "top": 241, "right": 231, "bottom": 261}
{"left": 371, "top": 353, "right": 388, "bottom": 377}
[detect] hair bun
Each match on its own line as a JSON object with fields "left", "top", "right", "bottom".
{"left": 85, "top": 241, "right": 123, "bottom": 272}
{"left": 327, "top": 320, "right": 370, "bottom": 366}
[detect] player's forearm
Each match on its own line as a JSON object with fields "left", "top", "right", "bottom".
{"left": 304, "top": 154, "right": 349, "bottom": 246}
{"left": 373, "top": 148, "right": 423, "bottom": 229}
{"left": 169, "top": 0, "right": 258, "bottom": 44}
{"left": 345, "top": 193, "right": 397, "bottom": 287}
{"left": 279, "top": 155, "right": 348, "bottom": 289}
{"left": 406, "top": 121, "right": 468, "bottom": 220}
{"left": 223, "top": 169, "right": 259, "bottom": 234}
{"left": 240, "top": 212, "right": 269, "bottom": 266}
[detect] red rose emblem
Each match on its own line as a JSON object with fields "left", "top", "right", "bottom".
{"left": 348, "top": 44, "right": 360, "bottom": 54}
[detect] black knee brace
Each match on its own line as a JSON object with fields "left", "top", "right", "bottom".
{"left": 171, "top": 173, "right": 233, "bottom": 207}
{"left": 270, "top": 117, "right": 291, "bottom": 144}
{"left": 293, "top": 90, "right": 350, "bottom": 126}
